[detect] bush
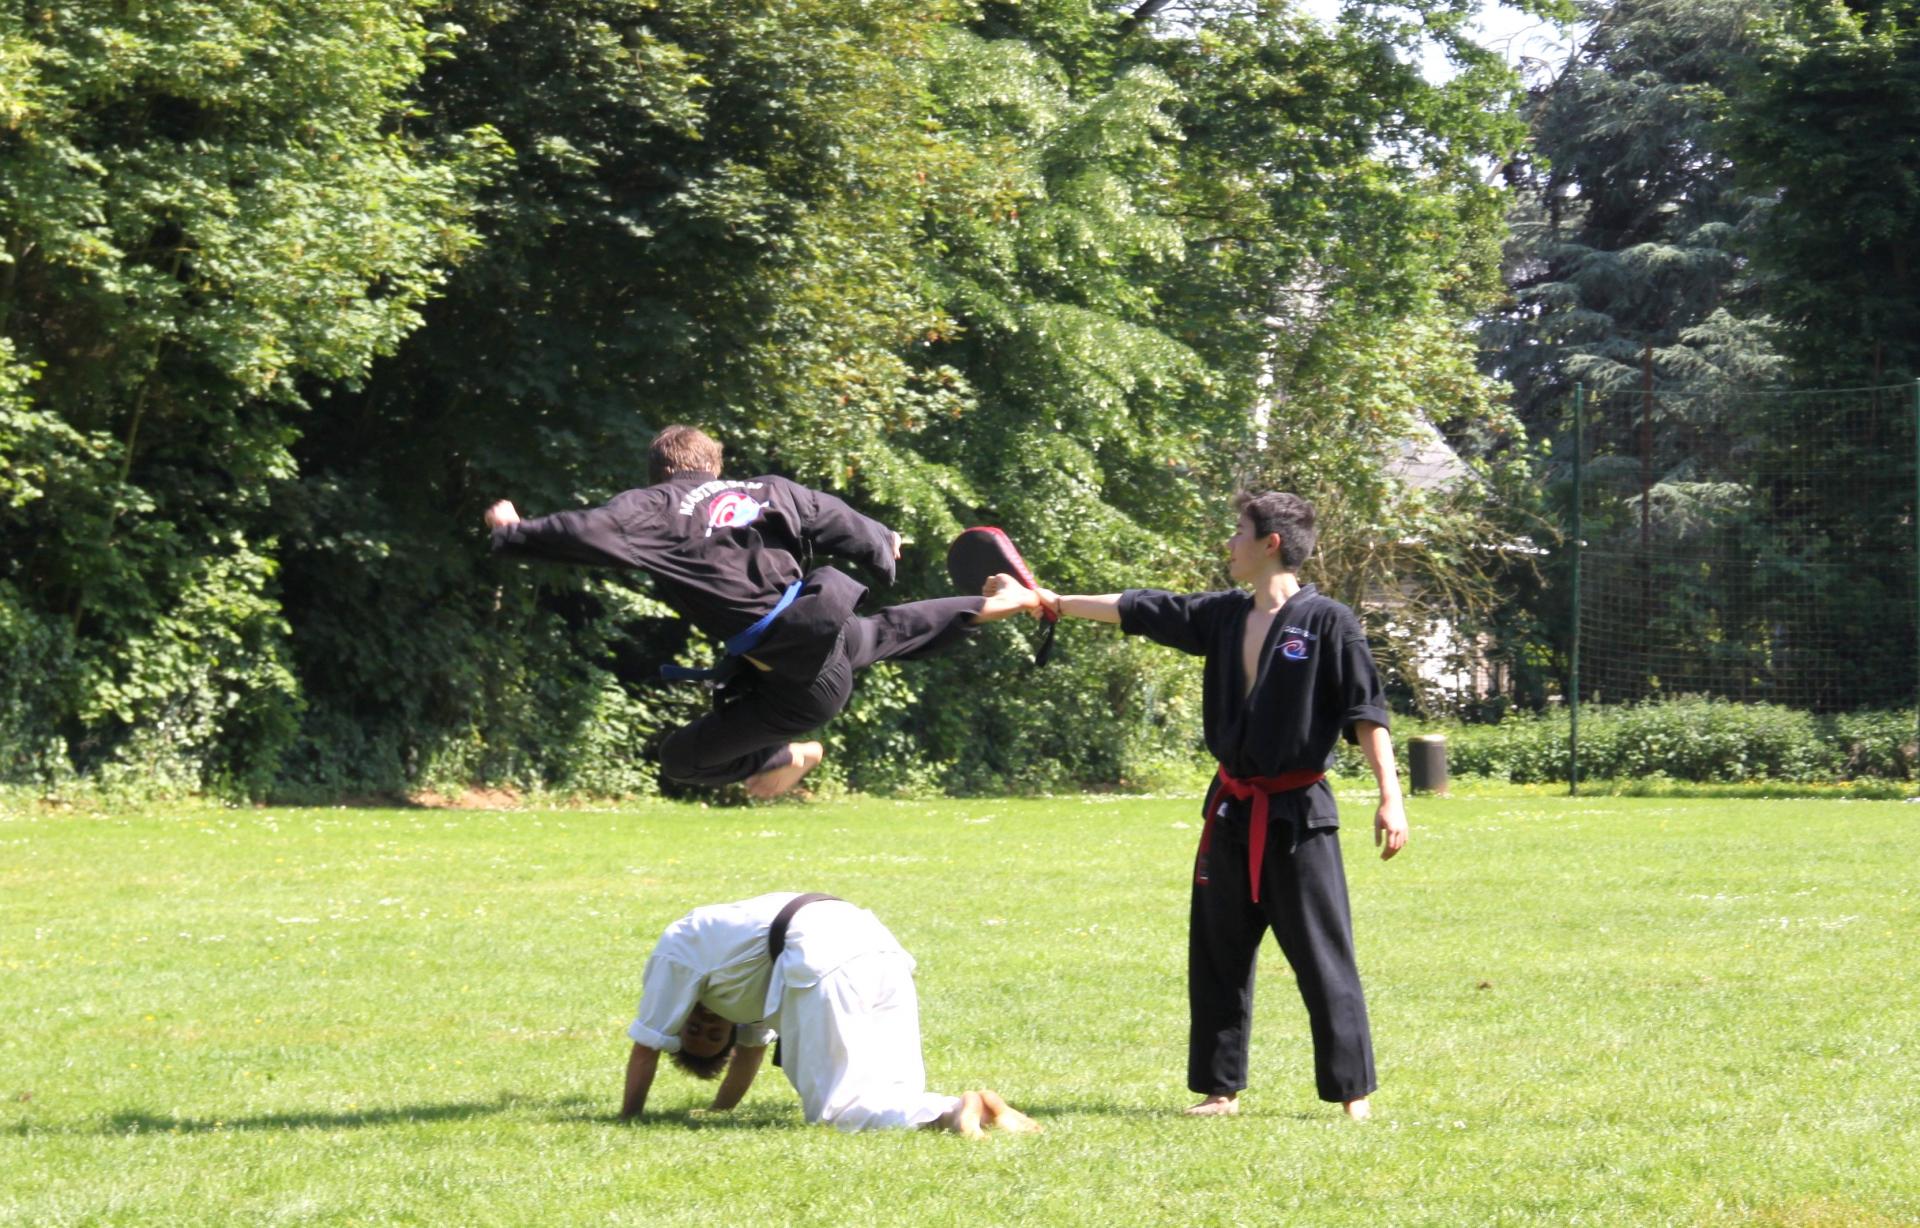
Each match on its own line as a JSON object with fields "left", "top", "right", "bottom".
{"left": 826, "top": 621, "right": 1211, "bottom": 797}
{"left": 1397, "top": 697, "right": 1915, "bottom": 785}
{"left": 0, "top": 585, "right": 79, "bottom": 793}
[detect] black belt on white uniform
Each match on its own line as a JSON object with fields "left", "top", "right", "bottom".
{"left": 768, "top": 893, "right": 841, "bottom": 1069}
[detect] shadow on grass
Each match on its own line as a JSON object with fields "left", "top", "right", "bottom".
{"left": 562, "top": 1101, "right": 1077, "bottom": 1131}
{"left": 556, "top": 1103, "right": 802, "bottom": 1131}
{"left": 12, "top": 1097, "right": 1290, "bottom": 1137}
{"left": 8, "top": 1092, "right": 597, "bottom": 1137}
{"left": 1013, "top": 1100, "right": 1338, "bottom": 1123}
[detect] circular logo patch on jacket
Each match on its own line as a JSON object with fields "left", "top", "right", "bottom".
{"left": 705, "top": 491, "right": 764, "bottom": 536}
{"left": 1280, "top": 637, "right": 1310, "bottom": 661}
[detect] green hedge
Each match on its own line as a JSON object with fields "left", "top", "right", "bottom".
{"left": 1354, "top": 698, "right": 1918, "bottom": 784}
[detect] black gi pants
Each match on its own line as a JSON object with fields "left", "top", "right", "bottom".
{"left": 1188, "top": 786, "right": 1377, "bottom": 1103}
{"left": 658, "top": 596, "right": 982, "bottom": 786}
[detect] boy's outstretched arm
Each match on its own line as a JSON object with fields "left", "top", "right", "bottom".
{"left": 980, "top": 575, "right": 1121, "bottom": 623}
{"left": 1051, "top": 593, "right": 1121, "bottom": 623}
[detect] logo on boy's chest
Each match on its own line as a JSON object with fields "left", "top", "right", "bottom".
{"left": 1277, "top": 625, "right": 1317, "bottom": 662}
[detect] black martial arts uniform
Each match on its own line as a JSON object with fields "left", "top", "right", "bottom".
{"left": 491, "top": 470, "right": 982, "bottom": 785}
{"left": 1119, "top": 584, "right": 1391, "bottom": 1104}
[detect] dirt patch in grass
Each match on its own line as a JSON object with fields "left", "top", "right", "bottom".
{"left": 408, "top": 786, "right": 523, "bottom": 810}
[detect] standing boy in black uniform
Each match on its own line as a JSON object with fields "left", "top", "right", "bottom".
{"left": 998, "top": 491, "right": 1408, "bottom": 1119}
{"left": 484, "top": 426, "right": 1037, "bottom": 798}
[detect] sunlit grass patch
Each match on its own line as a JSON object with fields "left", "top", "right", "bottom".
{"left": 2, "top": 794, "right": 1916, "bottom": 1226}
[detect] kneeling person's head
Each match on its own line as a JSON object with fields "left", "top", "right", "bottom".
{"left": 671, "top": 1002, "right": 735, "bottom": 1079}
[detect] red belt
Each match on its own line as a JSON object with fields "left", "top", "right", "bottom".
{"left": 1204, "top": 766, "right": 1327, "bottom": 902}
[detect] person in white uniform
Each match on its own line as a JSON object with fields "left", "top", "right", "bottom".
{"left": 619, "top": 892, "right": 1039, "bottom": 1137}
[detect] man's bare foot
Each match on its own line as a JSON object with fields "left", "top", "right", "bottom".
{"left": 937, "top": 1090, "right": 987, "bottom": 1138}
{"left": 977, "top": 1089, "right": 1043, "bottom": 1134}
{"left": 1184, "top": 1093, "right": 1239, "bottom": 1117}
{"left": 1343, "top": 1096, "right": 1372, "bottom": 1121}
{"left": 742, "top": 742, "right": 823, "bottom": 799}
{"left": 973, "top": 574, "right": 1042, "bottom": 624}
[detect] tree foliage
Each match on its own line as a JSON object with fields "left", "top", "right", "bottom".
{"left": 1725, "top": 0, "right": 1920, "bottom": 385}
{"left": 0, "top": 0, "right": 495, "bottom": 794}
{"left": 1483, "top": 0, "right": 1920, "bottom": 717}
{"left": 5, "top": 1, "right": 1534, "bottom": 797}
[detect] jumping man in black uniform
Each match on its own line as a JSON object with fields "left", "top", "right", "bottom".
{"left": 995, "top": 491, "right": 1408, "bottom": 1119}
{"left": 484, "top": 426, "right": 1038, "bottom": 798}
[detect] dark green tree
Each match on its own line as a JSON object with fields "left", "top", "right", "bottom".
{"left": 1131, "top": 0, "right": 1541, "bottom": 714}
{"left": 1484, "top": 0, "right": 1786, "bottom": 414}
{"left": 0, "top": 0, "right": 493, "bottom": 792}
{"left": 1708, "top": 0, "right": 1920, "bottom": 710}
{"left": 1726, "top": 0, "right": 1920, "bottom": 386}
{"left": 1479, "top": 0, "right": 1794, "bottom": 707}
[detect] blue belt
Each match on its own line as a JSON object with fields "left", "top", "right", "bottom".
{"left": 659, "top": 580, "right": 803, "bottom": 682}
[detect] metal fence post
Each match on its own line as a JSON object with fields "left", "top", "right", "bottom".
{"left": 1571, "top": 383, "right": 1584, "bottom": 797}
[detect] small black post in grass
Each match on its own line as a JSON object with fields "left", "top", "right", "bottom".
{"left": 1409, "top": 734, "right": 1448, "bottom": 796}
{"left": 1912, "top": 378, "right": 1919, "bottom": 795}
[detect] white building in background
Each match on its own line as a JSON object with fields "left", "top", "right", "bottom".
{"left": 1378, "top": 417, "right": 1542, "bottom": 712}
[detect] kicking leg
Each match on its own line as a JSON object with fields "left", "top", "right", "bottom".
{"left": 843, "top": 596, "right": 986, "bottom": 671}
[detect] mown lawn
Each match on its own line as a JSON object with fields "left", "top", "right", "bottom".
{"left": 2, "top": 791, "right": 1916, "bottom": 1226}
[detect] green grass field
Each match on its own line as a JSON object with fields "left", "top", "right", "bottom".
{"left": 3, "top": 791, "right": 1917, "bottom": 1226}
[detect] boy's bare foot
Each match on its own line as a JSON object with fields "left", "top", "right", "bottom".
{"left": 937, "top": 1090, "right": 987, "bottom": 1138}
{"left": 742, "top": 741, "right": 823, "bottom": 799}
{"left": 1184, "top": 1093, "right": 1239, "bottom": 1117}
{"left": 973, "top": 574, "right": 1042, "bottom": 623}
{"left": 978, "top": 1089, "right": 1043, "bottom": 1134}
{"left": 1343, "top": 1096, "right": 1372, "bottom": 1121}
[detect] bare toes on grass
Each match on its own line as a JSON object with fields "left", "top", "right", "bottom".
{"left": 979, "top": 1090, "right": 1043, "bottom": 1134}
{"left": 1183, "top": 1095, "right": 1239, "bottom": 1118}
{"left": 952, "top": 1090, "right": 987, "bottom": 1139}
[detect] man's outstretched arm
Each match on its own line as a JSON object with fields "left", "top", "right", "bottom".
{"left": 486, "top": 497, "right": 635, "bottom": 569}
{"left": 620, "top": 1043, "right": 662, "bottom": 1119}
{"left": 791, "top": 484, "right": 899, "bottom": 583}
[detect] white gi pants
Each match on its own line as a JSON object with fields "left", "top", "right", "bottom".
{"left": 771, "top": 907, "right": 960, "bottom": 1132}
